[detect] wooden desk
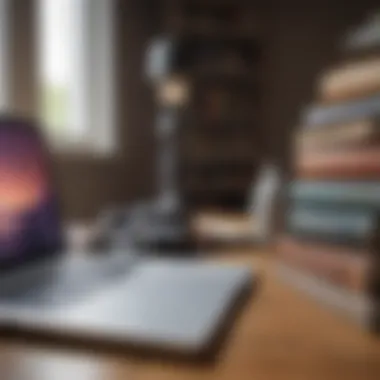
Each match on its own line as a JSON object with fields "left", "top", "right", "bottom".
{"left": 1, "top": 250, "right": 380, "bottom": 380}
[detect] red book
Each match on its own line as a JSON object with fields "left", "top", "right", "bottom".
{"left": 277, "top": 236, "right": 371, "bottom": 293}
{"left": 297, "top": 146, "right": 380, "bottom": 179}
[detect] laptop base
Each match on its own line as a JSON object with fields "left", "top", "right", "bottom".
{"left": 0, "top": 258, "right": 255, "bottom": 360}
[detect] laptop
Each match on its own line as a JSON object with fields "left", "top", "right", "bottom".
{"left": 0, "top": 116, "right": 134, "bottom": 307}
{"left": 0, "top": 116, "right": 254, "bottom": 357}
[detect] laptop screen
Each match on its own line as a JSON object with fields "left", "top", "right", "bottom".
{"left": 0, "top": 117, "right": 63, "bottom": 269}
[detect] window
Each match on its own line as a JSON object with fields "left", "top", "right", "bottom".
{"left": 37, "top": 0, "right": 116, "bottom": 154}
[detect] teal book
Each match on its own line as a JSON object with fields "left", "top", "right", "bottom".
{"left": 287, "top": 207, "right": 378, "bottom": 246}
{"left": 289, "top": 181, "right": 380, "bottom": 209}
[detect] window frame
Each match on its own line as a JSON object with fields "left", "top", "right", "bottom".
{"left": 0, "top": 0, "right": 10, "bottom": 110}
{"left": 36, "top": 0, "right": 117, "bottom": 157}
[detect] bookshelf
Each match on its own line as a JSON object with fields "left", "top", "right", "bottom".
{"left": 159, "top": 0, "right": 264, "bottom": 209}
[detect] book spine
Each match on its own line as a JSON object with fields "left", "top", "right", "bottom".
{"left": 304, "top": 94, "right": 380, "bottom": 128}
{"left": 345, "top": 16, "right": 380, "bottom": 51}
{"left": 297, "top": 147, "right": 380, "bottom": 179}
{"left": 289, "top": 180, "right": 380, "bottom": 208}
{"left": 297, "top": 119, "right": 380, "bottom": 152}
{"left": 319, "top": 57, "right": 380, "bottom": 103}
{"left": 277, "top": 237, "right": 370, "bottom": 292}
{"left": 287, "top": 207, "right": 376, "bottom": 245}
{"left": 277, "top": 263, "right": 374, "bottom": 328}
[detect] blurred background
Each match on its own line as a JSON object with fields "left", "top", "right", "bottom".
{"left": 1, "top": 1, "right": 380, "bottom": 379}
{"left": 0, "top": 0, "right": 377, "bottom": 220}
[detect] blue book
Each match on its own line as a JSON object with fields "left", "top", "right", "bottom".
{"left": 289, "top": 181, "right": 380, "bottom": 209}
{"left": 303, "top": 94, "right": 380, "bottom": 128}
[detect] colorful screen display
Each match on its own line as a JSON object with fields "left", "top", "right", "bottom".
{"left": 0, "top": 119, "right": 62, "bottom": 265}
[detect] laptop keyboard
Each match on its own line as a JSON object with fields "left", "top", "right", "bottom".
{"left": 0, "top": 253, "right": 135, "bottom": 309}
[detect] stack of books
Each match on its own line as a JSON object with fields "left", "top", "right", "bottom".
{"left": 277, "top": 13, "right": 380, "bottom": 332}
